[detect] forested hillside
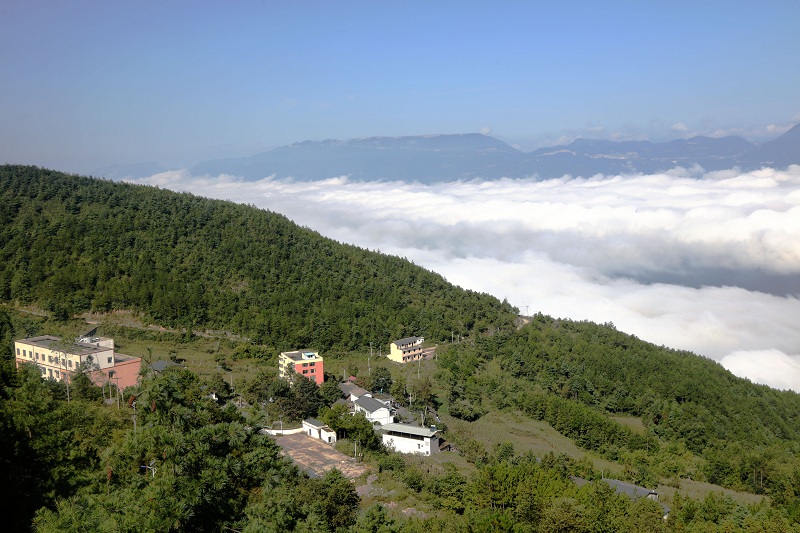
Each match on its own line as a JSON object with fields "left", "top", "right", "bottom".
{"left": 436, "top": 314, "right": 800, "bottom": 511}
{"left": 0, "top": 165, "right": 516, "bottom": 350}
{"left": 5, "top": 164, "right": 800, "bottom": 531}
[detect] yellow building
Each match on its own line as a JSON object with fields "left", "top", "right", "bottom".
{"left": 14, "top": 333, "right": 141, "bottom": 389}
{"left": 278, "top": 349, "right": 324, "bottom": 385}
{"left": 388, "top": 336, "right": 425, "bottom": 363}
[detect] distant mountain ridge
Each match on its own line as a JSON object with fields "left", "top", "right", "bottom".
{"left": 104, "top": 125, "right": 800, "bottom": 182}
{"left": 189, "top": 133, "right": 522, "bottom": 182}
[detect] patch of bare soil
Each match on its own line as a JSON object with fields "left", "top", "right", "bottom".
{"left": 274, "top": 433, "right": 368, "bottom": 480}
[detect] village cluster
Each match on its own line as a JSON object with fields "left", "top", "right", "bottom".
{"left": 13, "top": 332, "right": 445, "bottom": 456}
{"left": 12, "top": 330, "right": 669, "bottom": 516}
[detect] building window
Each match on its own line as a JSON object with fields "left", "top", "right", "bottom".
{"left": 302, "top": 370, "right": 308, "bottom": 374}
{"left": 23, "top": 349, "right": 27, "bottom": 357}
{"left": 55, "top": 371, "right": 60, "bottom": 379}
{"left": 310, "top": 368, "right": 315, "bottom": 373}
{"left": 40, "top": 367, "right": 46, "bottom": 375}
{"left": 16, "top": 348, "right": 20, "bottom": 356}
{"left": 107, "top": 357, "right": 112, "bottom": 364}
{"left": 309, "top": 362, "right": 315, "bottom": 366}
{"left": 302, "top": 362, "right": 308, "bottom": 367}
{"left": 48, "top": 369, "right": 53, "bottom": 377}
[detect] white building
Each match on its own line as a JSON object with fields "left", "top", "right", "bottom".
{"left": 353, "top": 395, "right": 394, "bottom": 425}
{"left": 302, "top": 418, "right": 337, "bottom": 444}
{"left": 381, "top": 422, "right": 440, "bottom": 455}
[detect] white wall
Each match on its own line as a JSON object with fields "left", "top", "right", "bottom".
{"left": 382, "top": 434, "right": 437, "bottom": 455}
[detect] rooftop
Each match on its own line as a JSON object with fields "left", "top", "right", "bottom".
{"left": 393, "top": 336, "right": 423, "bottom": 345}
{"left": 603, "top": 479, "right": 670, "bottom": 517}
{"left": 354, "top": 395, "right": 388, "bottom": 413}
{"left": 603, "top": 479, "right": 657, "bottom": 499}
{"left": 303, "top": 418, "right": 329, "bottom": 429}
{"left": 281, "top": 350, "right": 322, "bottom": 361}
{"left": 150, "top": 360, "right": 184, "bottom": 372}
{"left": 17, "top": 335, "right": 111, "bottom": 355}
{"left": 382, "top": 423, "right": 439, "bottom": 438}
{"left": 338, "top": 382, "right": 368, "bottom": 398}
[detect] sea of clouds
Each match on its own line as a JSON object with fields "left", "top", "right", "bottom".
{"left": 132, "top": 166, "right": 800, "bottom": 392}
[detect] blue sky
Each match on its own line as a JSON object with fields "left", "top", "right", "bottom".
{"left": 2, "top": 1, "right": 799, "bottom": 173}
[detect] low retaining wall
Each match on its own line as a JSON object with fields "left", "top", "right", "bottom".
{"left": 259, "top": 427, "right": 305, "bottom": 436}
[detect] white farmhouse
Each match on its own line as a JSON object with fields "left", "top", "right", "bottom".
{"left": 353, "top": 395, "right": 394, "bottom": 425}
{"left": 381, "top": 422, "right": 440, "bottom": 455}
{"left": 302, "top": 418, "right": 337, "bottom": 444}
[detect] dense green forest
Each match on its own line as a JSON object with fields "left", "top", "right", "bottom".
{"left": 0, "top": 165, "right": 517, "bottom": 350}
{"left": 435, "top": 315, "right": 800, "bottom": 513}
{"left": 4, "top": 164, "right": 800, "bottom": 531}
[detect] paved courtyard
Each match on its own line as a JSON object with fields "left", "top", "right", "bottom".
{"left": 274, "top": 432, "right": 368, "bottom": 479}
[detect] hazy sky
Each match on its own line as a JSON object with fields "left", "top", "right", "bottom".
{"left": 2, "top": 1, "right": 799, "bottom": 173}
{"left": 133, "top": 166, "right": 800, "bottom": 392}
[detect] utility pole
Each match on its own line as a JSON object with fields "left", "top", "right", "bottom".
{"left": 65, "top": 362, "right": 70, "bottom": 402}
{"left": 113, "top": 377, "right": 120, "bottom": 409}
{"left": 52, "top": 344, "right": 70, "bottom": 402}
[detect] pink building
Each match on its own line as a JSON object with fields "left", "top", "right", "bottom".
{"left": 90, "top": 353, "right": 142, "bottom": 390}
{"left": 279, "top": 350, "right": 324, "bottom": 385}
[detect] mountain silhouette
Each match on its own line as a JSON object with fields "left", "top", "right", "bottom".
{"left": 105, "top": 126, "right": 800, "bottom": 182}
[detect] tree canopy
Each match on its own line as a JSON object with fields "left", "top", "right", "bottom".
{"left": 0, "top": 165, "right": 517, "bottom": 351}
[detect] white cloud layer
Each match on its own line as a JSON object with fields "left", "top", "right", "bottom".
{"left": 132, "top": 166, "right": 800, "bottom": 391}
